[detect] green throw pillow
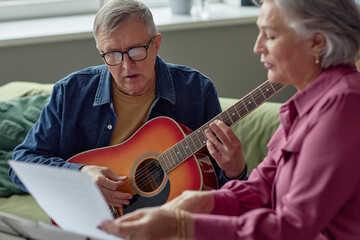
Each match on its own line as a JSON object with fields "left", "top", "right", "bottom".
{"left": 219, "top": 98, "right": 281, "bottom": 174}
{"left": 0, "top": 94, "right": 50, "bottom": 197}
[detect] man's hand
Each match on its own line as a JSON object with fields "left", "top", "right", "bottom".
{"left": 205, "top": 120, "right": 246, "bottom": 179}
{"left": 80, "top": 165, "right": 132, "bottom": 207}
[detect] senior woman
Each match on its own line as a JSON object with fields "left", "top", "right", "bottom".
{"left": 98, "top": 0, "right": 360, "bottom": 239}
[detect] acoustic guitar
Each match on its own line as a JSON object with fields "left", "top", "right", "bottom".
{"left": 68, "top": 80, "right": 284, "bottom": 216}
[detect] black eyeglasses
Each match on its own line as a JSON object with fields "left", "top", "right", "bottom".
{"left": 100, "top": 36, "right": 155, "bottom": 66}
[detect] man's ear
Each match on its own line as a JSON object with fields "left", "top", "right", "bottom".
{"left": 310, "top": 32, "right": 326, "bottom": 56}
{"left": 154, "top": 33, "right": 162, "bottom": 54}
{"left": 96, "top": 45, "right": 102, "bottom": 54}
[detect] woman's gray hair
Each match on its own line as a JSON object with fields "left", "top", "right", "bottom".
{"left": 93, "top": 0, "right": 158, "bottom": 48}
{"left": 253, "top": 0, "right": 360, "bottom": 68}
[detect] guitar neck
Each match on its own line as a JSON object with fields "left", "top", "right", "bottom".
{"left": 159, "top": 80, "right": 285, "bottom": 173}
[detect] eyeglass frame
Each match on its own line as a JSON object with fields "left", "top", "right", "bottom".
{"left": 100, "top": 36, "right": 155, "bottom": 66}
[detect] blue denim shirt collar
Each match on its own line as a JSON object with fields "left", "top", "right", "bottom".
{"left": 155, "top": 56, "right": 176, "bottom": 105}
{"left": 94, "top": 65, "right": 112, "bottom": 107}
{"left": 93, "top": 56, "right": 176, "bottom": 107}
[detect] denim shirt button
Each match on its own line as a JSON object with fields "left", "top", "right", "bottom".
{"left": 107, "top": 125, "right": 113, "bottom": 130}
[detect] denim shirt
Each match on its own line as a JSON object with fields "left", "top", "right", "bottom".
{"left": 10, "top": 56, "right": 233, "bottom": 191}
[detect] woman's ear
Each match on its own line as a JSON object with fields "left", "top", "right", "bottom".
{"left": 310, "top": 32, "right": 326, "bottom": 56}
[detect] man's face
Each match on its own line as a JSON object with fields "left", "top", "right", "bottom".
{"left": 97, "top": 17, "right": 161, "bottom": 96}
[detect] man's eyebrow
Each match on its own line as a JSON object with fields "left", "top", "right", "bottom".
{"left": 103, "top": 42, "right": 146, "bottom": 53}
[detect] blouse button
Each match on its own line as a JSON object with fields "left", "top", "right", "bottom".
{"left": 107, "top": 125, "right": 113, "bottom": 130}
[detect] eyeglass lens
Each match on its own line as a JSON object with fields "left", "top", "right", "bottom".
{"left": 104, "top": 47, "right": 147, "bottom": 65}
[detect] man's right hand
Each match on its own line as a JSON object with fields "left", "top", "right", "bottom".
{"left": 80, "top": 165, "right": 132, "bottom": 207}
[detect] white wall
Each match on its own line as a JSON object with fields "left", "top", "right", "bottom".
{"left": 0, "top": 22, "right": 295, "bottom": 102}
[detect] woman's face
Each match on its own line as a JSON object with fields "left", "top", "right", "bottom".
{"left": 253, "top": 0, "right": 321, "bottom": 91}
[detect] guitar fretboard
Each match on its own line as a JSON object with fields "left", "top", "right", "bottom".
{"left": 159, "top": 80, "right": 284, "bottom": 173}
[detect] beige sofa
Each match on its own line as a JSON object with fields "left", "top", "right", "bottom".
{"left": 0, "top": 81, "right": 281, "bottom": 223}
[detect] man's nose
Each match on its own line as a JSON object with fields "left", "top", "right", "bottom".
{"left": 121, "top": 53, "right": 134, "bottom": 68}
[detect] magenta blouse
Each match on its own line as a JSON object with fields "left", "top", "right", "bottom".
{"left": 194, "top": 65, "right": 360, "bottom": 240}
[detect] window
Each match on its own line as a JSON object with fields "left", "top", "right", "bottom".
{"left": 0, "top": 0, "right": 220, "bottom": 22}
{"left": 0, "top": 0, "right": 100, "bottom": 21}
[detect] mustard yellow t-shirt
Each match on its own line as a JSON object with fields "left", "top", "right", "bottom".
{"left": 109, "top": 82, "right": 155, "bottom": 145}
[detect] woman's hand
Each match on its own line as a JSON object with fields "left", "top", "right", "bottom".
{"left": 98, "top": 207, "right": 180, "bottom": 240}
{"left": 80, "top": 165, "right": 132, "bottom": 207}
{"left": 205, "top": 120, "right": 246, "bottom": 179}
{"left": 162, "top": 190, "right": 215, "bottom": 214}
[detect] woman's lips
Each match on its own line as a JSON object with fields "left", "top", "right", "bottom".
{"left": 263, "top": 62, "right": 273, "bottom": 69}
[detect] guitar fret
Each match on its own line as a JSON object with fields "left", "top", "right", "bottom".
{"left": 243, "top": 95, "right": 257, "bottom": 112}
{"left": 249, "top": 93, "right": 257, "bottom": 105}
{"left": 188, "top": 133, "right": 201, "bottom": 152}
{"left": 174, "top": 144, "right": 183, "bottom": 166}
{"left": 194, "top": 129, "right": 206, "bottom": 148}
{"left": 225, "top": 110, "right": 234, "bottom": 125}
{"left": 227, "top": 105, "right": 241, "bottom": 125}
{"left": 179, "top": 139, "right": 191, "bottom": 159}
{"left": 196, "top": 129, "right": 207, "bottom": 146}
{"left": 185, "top": 137, "right": 196, "bottom": 153}
{"left": 269, "top": 81, "right": 277, "bottom": 92}
{"left": 217, "top": 112, "right": 228, "bottom": 126}
{"left": 233, "top": 103, "right": 241, "bottom": 118}
{"left": 198, "top": 125, "right": 208, "bottom": 144}
{"left": 273, "top": 83, "right": 284, "bottom": 91}
{"left": 158, "top": 155, "right": 167, "bottom": 172}
{"left": 235, "top": 101, "right": 248, "bottom": 118}
{"left": 178, "top": 142, "right": 187, "bottom": 161}
{"left": 260, "top": 82, "right": 275, "bottom": 99}
{"left": 161, "top": 153, "right": 170, "bottom": 172}
{"left": 168, "top": 148, "right": 177, "bottom": 170}
{"left": 259, "top": 86, "right": 267, "bottom": 99}
{"left": 251, "top": 88, "right": 266, "bottom": 105}
{"left": 241, "top": 98, "right": 249, "bottom": 112}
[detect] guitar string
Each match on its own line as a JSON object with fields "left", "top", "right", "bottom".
{"left": 116, "top": 81, "right": 284, "bottom": 191}
{"left": 127, "top": 81, "right": 281, "bottom": 190}
{"left": 122, "top": 81, "right": 283, "bottom": 190}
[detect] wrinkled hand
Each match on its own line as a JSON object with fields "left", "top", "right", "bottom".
{"left": 98, "top": 207, "right": 178, "bottom": 240}
{"left": 80, "top": 165, "right": 132, "bottom": 207}
{"left": 205, "top": 120, "right": 246, "bottom": 179}
{"left": 162, "top": 190, "right": 214, "bottom": 214}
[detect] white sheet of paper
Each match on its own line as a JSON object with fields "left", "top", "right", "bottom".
{"left": 9, "top": 161, "right": 122, "bottom": 240}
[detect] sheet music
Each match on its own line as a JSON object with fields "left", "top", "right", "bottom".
{"left": 0, "top": 211, "right": 90, "bottom": 240}
{"left": 8, "top": 161, "right": 123, "bottom": 240}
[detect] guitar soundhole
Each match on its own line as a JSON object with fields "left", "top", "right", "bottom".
{"left": 135, "top": 158, "right": 164, "bottom": 193}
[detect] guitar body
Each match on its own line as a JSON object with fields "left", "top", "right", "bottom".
{"left": 68, "top": 117, "right": 218, "bottom": 215}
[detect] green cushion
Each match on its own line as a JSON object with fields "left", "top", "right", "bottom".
{"left": 219, "top": 98, "right": 281, "bottom": 174}
{"left": 0, "top": 81, "right": 54, "bottom": 101}
{"left": 0, "top": 94, "right": 51, "bottom": 197}
{"left": 0, "top": 194, "right": 49, "bottom": 223}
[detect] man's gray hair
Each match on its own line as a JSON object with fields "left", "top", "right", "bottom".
{"left": 93, "top": 0, "right": 158, "bottom": 48}
{"left": 253, "top": 0, "right": 360, "bottom": 68}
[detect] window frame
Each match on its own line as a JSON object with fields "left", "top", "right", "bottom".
{"left": 0, "top": 0, "right": 221, "bottom": 22}
{"left": 0, "top": 0, "right": 101, "bottom": 21}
